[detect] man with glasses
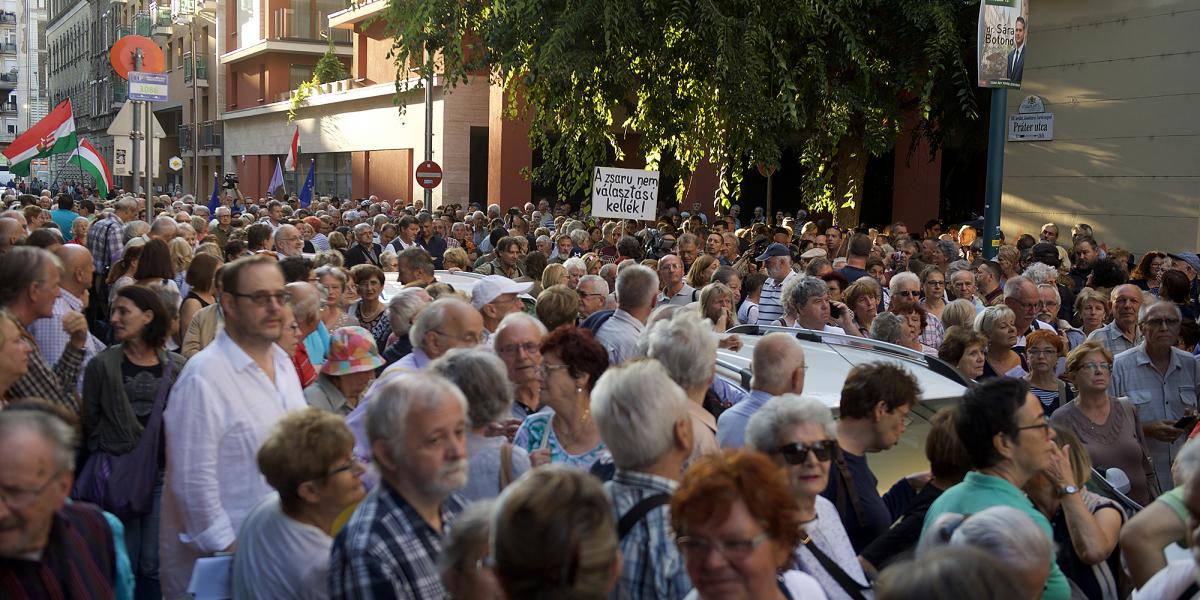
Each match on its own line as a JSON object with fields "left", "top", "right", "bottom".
{"left": 492, "top": 313, "right": 547, "bottom": 424}
{"left": 273, "top": 224, "right": 304, "bottom": 259}
{"left": 159, "top": 255, "right": 309, "bottom": 599}
{"left": 386, "top": 297, "right": 484, "bottom": 372}
{"left": 921, "top": 377, "right": 1070, "bottom": 600}
{"left": 576, "top": 274, "right": 610, "bottom": 321}
{"left": 1111, "top": 301, "right": 1200, "bottom": 489}
{"left": 1004, "top": 275, "right": 1056, "bottom": 355}
{"left": 823, "top": 363, "right": 923, "bottom": 553}
{"left": 0, "top": 409, "right": 132, "bottom": 597}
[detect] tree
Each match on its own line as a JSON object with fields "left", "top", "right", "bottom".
{"left": 314, "top": 40, "right": 348, "bottom": 84}
{"left": 381, "top": 0, "right": 979, "bottom": 226}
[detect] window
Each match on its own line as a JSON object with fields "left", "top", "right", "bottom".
{"left": 289, "top": 64, "right": 313, "bottom": 89}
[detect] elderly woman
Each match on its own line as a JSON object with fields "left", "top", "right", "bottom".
{"left": 887, "top": 305, "right": 938, "bottom": 354}
{"left": 921, "top": 506, "right": 1053, "bottom": 600}
{"left": 439, "top": 502, "right": 504, "bottom": 600}
{"left": 493, "top": 466, "right": 620, "bottom": 600}
{"left": 442, "top": 246, "right": 471, "bottom": 272}
{"left": 535, "top": 284, "right": 580, "bottom": 331}
{"left": 379, "top": 288, "right": 432, "bottom": 369}
{"left": 746, "top": 394, "right": 870, "bottom": 599}
{"left": 939, "top": 298, "right": 977, "bottom": 330}
{"left": 304, "top": 327, "right": 384, "bottom": 416}
{"left": 975, "top": 304, "right": 1026, "bottom": 379}
{"left": 316, "top": 265, "right": 358, "bottom": 331}
{"left": 563, "top": 256, "right": 588, "bottom": 289}
{"left": 875, "top": 547, "right": 1024, "bottom": 600}
{"left": 1025, "top": 330, "right": 1069, "bottom": 415}
{"left": 1022, "top": 424, "right": 1124, "bottom": 600}
{"left": 513, "top": 326, "right": 609, "bottom": 470}
{"left": 430, "top": 349, "right": 531, "bottom": 501}
{"left": 844, "top": 278, "right": 880, "bottom": 334}
{"left": 1050, "top": 340, "right": 1158, "bottom": 506}
{"left": 918, "top": 265, "right": 947, "bottom": 321}
{"left": 231, "top": 409, "right": 366, "bottom": 598}
{"left": 937, "top": 325, "right": 987, "bottom": 381}
{"left": 1073, "top": 288, "right": 1108, "bottom": 337}
{"left": 347, "top": 264, "right": 391, "bottom": 350}
{"left": 822, "top": 271, "right": 850, "bottom": 304}
{"left": 775, "top": 275, "right": 859, "bottom": 335}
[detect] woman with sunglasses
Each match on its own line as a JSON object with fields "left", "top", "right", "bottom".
{"left": 1049, "top": 341, "right": 1159, "bottom": 506}
{"left": 670, "top": 450, "right": 827, "bottom": 600}
{"left": 747, "top": 394, "right": 870, "bottom": 600}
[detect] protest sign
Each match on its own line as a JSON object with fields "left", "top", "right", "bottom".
{"left": 590, "top": 166, "right": 659, "bottom": 221}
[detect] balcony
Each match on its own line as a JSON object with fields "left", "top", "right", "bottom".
{"left": 0, "top": 102, "right": 15, "bottom": 114}
{"left": 0, "top": 43, "right": 15, "bottom": 55}
{"left": 153, "top": 6, "right": 173, "bottom": 36}
{"left": 178, "top": 123, "right": 191, "bottom": 150}
{"left": 111, "top": 83, "right": 127, "bottom": 107}
{"left": 133, "top": 12, "right": 151, "bottom": 37}
{"left": 183, "top": 53, "right": 207, "bottom": 86}
{"left": 329, "top": 0, "right": 387, "bottom": 30}
{"left": 0, "top": 132, "right": 14, "bottom": 143}
{"left": 271, "top": 8, "right": 351, "bottom": 43}
{"left": 0, "top": 71, "right": 15, "bottom": 89}
{"left": 0, "top": 12, "right": 16, "bottom": 25}
{"left": 179, "top": 121, "right": 222, "bottom": 155}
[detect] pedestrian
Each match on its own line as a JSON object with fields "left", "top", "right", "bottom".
{"left": 304, "top": 326, "right": 384, "bottom": 416}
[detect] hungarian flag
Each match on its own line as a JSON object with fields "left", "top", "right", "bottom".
{"left": 284, "top": 126, "right": 299, "bottom": 171}
{"left": 2, "top": 99, "right": 77, "bottom": 176}
{"left": 65, "top": 139, "right": 112, "bottom": 198}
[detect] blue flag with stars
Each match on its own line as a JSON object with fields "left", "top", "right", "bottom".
{"left": 298, "top": 160, "right": 315, "bottom": 208}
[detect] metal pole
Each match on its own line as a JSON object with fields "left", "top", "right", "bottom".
{"left": 981, "top": 88, "right": 1008, "bottom": 260}
{"left": 191, "top": 23, "right": 200, "bottom": 195}
{"left": 146, "top": 97, "right": 154, "bottom": 205}
{"left": 423, "top": 45, "right": 433, "bottom": 208}
{"left": 131, "top": 49, "right": 142, "bottom": 201}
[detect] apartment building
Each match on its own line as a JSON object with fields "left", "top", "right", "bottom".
{"left": 0, "top": 1, "right": 16, "bottom": 152}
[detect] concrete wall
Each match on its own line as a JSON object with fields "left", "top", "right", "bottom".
{"left": 1000, "top": 0, "right": 1200, "bottom": 253}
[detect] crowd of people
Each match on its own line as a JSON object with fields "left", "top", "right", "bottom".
{"left": 2, "top": 186, "right": 1200, "bottom": 600}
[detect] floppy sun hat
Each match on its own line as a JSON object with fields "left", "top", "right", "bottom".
{"left": 321, "top": 326, "right": 385, "bottom": 376}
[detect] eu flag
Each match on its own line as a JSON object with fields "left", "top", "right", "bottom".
{"left": 298, "top": 160, "right": 315, "bottom": 208}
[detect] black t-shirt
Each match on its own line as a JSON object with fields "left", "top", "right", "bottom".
{"left": 859, "top": 483, "right": 945, "bottom": 569}
{"left": 838, "top": 265, "right": 871, "bottom": 284}
{"left": 121, "top": 359, "right": 163, "bottom": 427}
{"left": 821, "top": 447, "right": 917, "bottom": 553}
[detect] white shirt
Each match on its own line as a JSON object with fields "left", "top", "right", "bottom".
{"left": 682, "top": 570, "right": 827, "bottom": 600}
{"left": 1134, "top": 560, "right": 1198, "bottom": 599}
{"left": 159, "top": 331, "right": 307, "bottom": 599}
{"left": 231, "top": 494, "right": 333, "bottom": 600}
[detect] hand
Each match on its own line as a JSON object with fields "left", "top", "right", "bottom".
{"left": 1145, "top": 420, "right": 1186, "bottom": 443}
{"left": 718, "top": 334, "right": 743, "bottom": 352}
{"left": 905, "top": 471, "right": 932, "bottom": 491}
{"left": 1044, "top": 442, "right": 1077, "bottom": 489}
{"left": 484, "top": 418, "right": 522, "bottom": 441}
{"left": 61, "top": 311, "right": 88, "bottom": 349}
{"left": 832, "top": 301, "right": 855, "bottom": 327}
{"left": 529, "top": 447, "right": 552, "bottom": 468}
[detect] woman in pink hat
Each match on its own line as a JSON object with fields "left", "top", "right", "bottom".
{"left": 304, "top": 326, "right": 384, "bottom": 416}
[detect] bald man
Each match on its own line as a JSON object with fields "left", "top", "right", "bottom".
{"left": 29, "top": 245, "right": 105, "bottom": 391}
{"left": 0, "top": 216, "right": 21, "bottom": 253}
{"left": 716, "top": 333, "right": 807, "bottom": 448}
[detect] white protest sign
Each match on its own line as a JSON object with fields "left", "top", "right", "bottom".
{"left": 591, "top": 166, "right": 659, "bottom": 221}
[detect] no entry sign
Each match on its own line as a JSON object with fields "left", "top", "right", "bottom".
{"left": 416, "top": 161, "right": 443, "bottom": 189}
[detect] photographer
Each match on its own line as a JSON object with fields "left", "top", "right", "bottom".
{"left": 219, "top": 173, "right": 246, "bottom": 216}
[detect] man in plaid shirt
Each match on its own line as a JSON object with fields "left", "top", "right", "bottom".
{"left": 0, "top": 247, "right": 88, "bottom": 411}
{"left": 84, "top": 198, "right": 138, "bottom": 327}
{"left": 329, "top": 372, "right": 469, "bottom": 600}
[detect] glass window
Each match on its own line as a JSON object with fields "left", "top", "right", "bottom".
{"left": 289, "top": 64, "right": 313, "bottom": 89}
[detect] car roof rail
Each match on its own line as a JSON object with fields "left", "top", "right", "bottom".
{"left": 715, "top": 358, "right": 753, "bottom": 389}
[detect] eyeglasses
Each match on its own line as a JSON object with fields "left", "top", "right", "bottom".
{"left": 230, "top": 291, "right": 292, "bottom": 306}
{"left": 578, "top": 292, "right": 607, "bottom": 299}
{"left": 496, "top": 341, "right": 541, "bottom": 356}
{"left": 1077, "top": 362, "right": 1112, "bottom": 373}
{"left": 1016, "top": 415, "right": 1052, "bottom": 436}
{"left": 541, "top": 363, "right": 571, "bottom": 376}
{"left": 1142, "top": 318, "right": 1181, "bottom": 329}
{"left": 322, "top": 456, "right": 361, "bottom": 479}
{"left": 676, "top": 533, "right": 769, "bottom": 561}
{"left": 0, "top": 467, "right": 65, "bottom": 508}
{"left": 925, "top": 280, "right": 946, "bottom": 287}
{"left": 775, "top": 439, "right": 838, "bottom": 465}
{"left": 894, "top": 290, "right": 920, "bottom": 298}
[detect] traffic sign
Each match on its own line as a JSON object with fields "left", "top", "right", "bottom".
{"left": 169, "top": 156, "right": 183, "bottom": 171}
{"left": 129, "top": 71, "right": 168, "bottom": 102}
{"left": 415, "top": 160, "right": 442, "bottom": 189}
{"left": 110, "top": 36, "right": 165, "bottom": 79}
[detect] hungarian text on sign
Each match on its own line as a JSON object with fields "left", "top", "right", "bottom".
{"left": 591, "top": 166, "right": 659, "bottom": 221}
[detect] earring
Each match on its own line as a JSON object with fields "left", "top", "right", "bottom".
{"left": 576, "top": 386, "right": 583, "bottom": 394}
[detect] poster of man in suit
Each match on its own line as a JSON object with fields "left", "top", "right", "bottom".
{"left": 976, "top": 0, "right": 1029, "bottom": 89}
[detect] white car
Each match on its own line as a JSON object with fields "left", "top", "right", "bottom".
{"left": 716, "top": 324, "right": 970, "bottom": 492}
{"left": 382, "top": 269, "right": 537, "bottom": 311}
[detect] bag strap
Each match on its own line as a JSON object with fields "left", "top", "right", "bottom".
{"left": 801, "top": 534, "right": 870, "bottom": 600}
{"left": 499, "top": 442, "right": 514, "bottom": 490}
{"left": 617, "top": 493, "right": 670, "bottom": 541}
{"left": 833, "top": 446, "right": 868, "bottom": 528}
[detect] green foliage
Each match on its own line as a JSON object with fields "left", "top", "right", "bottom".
{"left": 287, "top": 77, "right": 321, "bottom": 123}
{"left": 381, "top": 0, "right": 979, "bottom": 218}
{"left": 314, "top": 42, "right": 348, "bottom": 84}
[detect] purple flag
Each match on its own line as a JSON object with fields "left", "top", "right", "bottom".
{"left": 267, "top": 157, "right": 285, "bottom": 197}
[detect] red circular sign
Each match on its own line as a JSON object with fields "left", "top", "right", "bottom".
{"left": 415, "top": 161, "right": 443, "bottom": 189}
{"left": 110, "top": 36, "right": 166, "bottom": 80}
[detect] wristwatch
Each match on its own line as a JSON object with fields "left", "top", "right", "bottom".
{"left": 1059, "top": 485, "right": 1079, "bottom": 497}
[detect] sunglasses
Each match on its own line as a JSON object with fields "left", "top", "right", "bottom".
{"left": 775, "top": 440, "right": 838, "bottom": 465}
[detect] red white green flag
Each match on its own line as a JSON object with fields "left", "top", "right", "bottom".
{"left": 66, "top": 138, "right": 112, "bottom": 197}
{"left": 2, "top": 99, "right": 78, "bottom": 176}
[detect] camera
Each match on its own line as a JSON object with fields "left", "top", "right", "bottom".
{"left": 223, "top": 173, "right": 239, "bottom": 189}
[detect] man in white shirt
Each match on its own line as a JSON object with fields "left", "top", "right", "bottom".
{"left": 159, "top": 255, "right": 308, "bottom": 599}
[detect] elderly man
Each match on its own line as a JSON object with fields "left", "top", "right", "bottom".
{"left": 0, "top": 410, "right": 133, "bottom": 596}
{"left": 0, "top": 247, "right": 88, "bottom": 410}
{"left": 656, "top": 254, "right": 695, "bottom": 306}
{"left": 396, "top": 248, "right": 437, "bottom": 288}
{"left": 159, "top": 256, "right": 307, "bottom": 598}
{"left": 383, "top": 297, "right": 483, "bottom": 372}
{"left": 593, "top": 359, "right": 695, "bottom": 599}
{"left": 29, "top": 246, "right": 105, "bottom": 392}
{"left": 148, "top": 216, "right": 177, "bottom": 241}
{"left": 273, "top": 224, "right": 304, "bottom": 258}
{"left": 576, "top": 274, "right": 610, "bottom": 321}
{"left": 286, "top": 281, "right": 323, "bottom": 384}
{"left": 920, "top": 378, "right": 1070, "bottom": 600}
{"left": 1087, "top": 283, "right": 1144, "bottom": 355}
{"left": 948, "top": 267, "right": 985, "bottom": 312}
{"left": 1111, "top": 301, "right": 1200, "bottom": 489}
{"left": 0, "top": 216, "right": 21, "bottom": 254}
{"left": 643, "top": 311, "right": 721, "bottom": 457}
{"left": 329, "top": 373, "right": 468, "bottom": 599}
{"left": 675, "top": 233, "right": 699, "bottom": 272}
{"left": 596, "top": 264, "right": 658, "bottom": 365}
{"left": 754, "top": 243, "right": 798, "bottom": 325}
{"left": 1034, "top": 283, "right": 1084, "bottom": 350}
{"left": 890, "top": 271, "right": 945, "bottom": 347}
{"left": 823, "top": 364, "right": 923, "bottom": 553}
{"left": 380, "top": 288, "right": 432, "bottom": 369}
{"left": 1003, "top": 275, "right": 1055, "bottom": 354}
{"left": 467, "top": 275, "right": 527, "bottom": 346}
{"left": 493, "top": 312, "right": 547, "bottom": 422}
{"left": 716, "top": 333, "right": 806, "bottom": 448}
{"left": 345, "top": 223, "right": 383, "bottom": 268}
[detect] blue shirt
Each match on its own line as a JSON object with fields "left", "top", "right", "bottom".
{"left": 605, "top": 470, "right": 692, "bottom": 600}
{"left": 716, "top": 389, "right": 774, "bottom": 448}
{"left": 303, "top": 320, "right": 330, "bottom": 366}
{"left": 50, "top": 208, "right": 79, "bottom": 241}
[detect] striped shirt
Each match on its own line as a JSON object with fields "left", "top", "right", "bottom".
{"left": 755, "top": 270, "right": 797, "bottom": 326}
{"left": 605, "top": 470, "right": 691, "bottom": 600}
{"left": 329, "top": 484, "right": 464, "bottom": 600}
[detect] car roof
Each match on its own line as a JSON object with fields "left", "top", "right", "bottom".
{"left": 382, "top": 270, "right": 536, "bottom": 305}
{"left": 716, "top": 324, "right": 968, "bottom": 412}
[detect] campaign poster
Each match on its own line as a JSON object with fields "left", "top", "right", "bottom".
{"left": 977, "top": 0, "right": 1029, "bottom": 88}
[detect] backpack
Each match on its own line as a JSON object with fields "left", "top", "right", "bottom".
{"left": 580, "top": 309, "right": 615, "bottom": 333}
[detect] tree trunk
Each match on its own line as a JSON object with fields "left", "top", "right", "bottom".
{"left": 832, "top": 137, "right": 869, "bottom": 228}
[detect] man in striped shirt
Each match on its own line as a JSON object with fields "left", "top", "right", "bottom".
{"left": 755, "top": 243, "right": 798, "bottom": 326}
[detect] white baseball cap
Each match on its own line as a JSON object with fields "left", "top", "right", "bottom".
{"left": 471, "top": 275, "right": 533, "bottom": 309}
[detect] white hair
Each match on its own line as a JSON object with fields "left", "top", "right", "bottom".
{"left": 591, "top": 359, "right": 690, "bottom": 470}
{"left": 974, "top": 304, "right": 1015, "bottom": 335}
{"left": 616, "top": 264, "right": 658, "bottom": 309}
{"left": 577, "top": 274, "right": 609, "bottom": 296}
{"left": 1002, "top": 275, "right": 1034, "bottom": 300}
{"left": 387, "top": 288, "right": 433, "bottom": 336}
{"left": 642, "top": 310, "right": 717, "bottom": 392}
{"left": 494, "top": 311, "right": 547, "bottom": 342}
{"left": 1022, "top": 263, "right": 1058, "bottom": 286}
{"left": 745, "top": 394, "right": 836, "bottom": 452}
{"left": 562, "top": 257, "right": 586, "bottom": 274}
{"left": 889, "top": 271, "right": 920, "bottom": 294}
{"left": 409, "top": 297, "right": 471, "bottom": 351}
{"left": 919, "top": 506, "right": 1052, "bottom": 584}
{"left": 365, "top": 372, "right": 468, "bottom": 463}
